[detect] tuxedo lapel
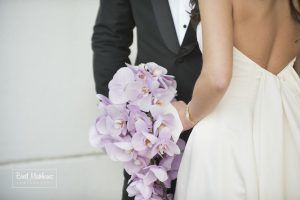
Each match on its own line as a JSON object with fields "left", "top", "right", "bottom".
{"left": 151, "top": 0, "right": 180, "bottom": 54}
{"left": 177, "top": 21, "right": 199, "bottom": 59}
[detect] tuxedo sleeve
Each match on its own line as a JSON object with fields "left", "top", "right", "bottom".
{"left": 91, "top": 0, "right": 135, "bottom": 96}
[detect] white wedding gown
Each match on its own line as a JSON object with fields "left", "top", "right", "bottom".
{"left": 174, "top": 23, "right": 300, "bottom": 200}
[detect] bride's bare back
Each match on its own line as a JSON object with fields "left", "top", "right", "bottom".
{"left": 233, "top": 0, "right": 300, "bottom": 75}
{"left": 175, "top": 2, "right": 300, "bottom": 198}
{"left": 188, "top": 0, "right": 300, "bottom": 123}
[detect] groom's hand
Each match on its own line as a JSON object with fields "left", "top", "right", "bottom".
{"left": 171, "top": 101, "right": 195, "bottom": 131}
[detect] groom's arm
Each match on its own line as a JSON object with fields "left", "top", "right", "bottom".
{"left": 92, "top": 0, "right": 135, "bottom": 96}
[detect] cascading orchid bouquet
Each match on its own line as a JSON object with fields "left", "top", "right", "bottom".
{"left": 89, "top": 62, "right": 184, "bottom": 200}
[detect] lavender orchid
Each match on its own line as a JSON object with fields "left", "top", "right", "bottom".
{"left": 89, "top": 62, "right": 185, "bottom": 200}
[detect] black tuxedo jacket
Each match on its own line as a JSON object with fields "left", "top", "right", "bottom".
{"left": 91, "top": 0, "right": 203, "bottom": 199}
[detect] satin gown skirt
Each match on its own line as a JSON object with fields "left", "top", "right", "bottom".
{"left": 174, "top": 47, "right": 300, "bottom": 200}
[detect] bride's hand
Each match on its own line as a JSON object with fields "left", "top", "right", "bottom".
{"left": 171, "top": 101, "right": 195, "bottom": 131}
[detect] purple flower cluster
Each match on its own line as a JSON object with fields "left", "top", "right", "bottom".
{"left": 89, "top": 63, "right": 185, "bottom": 200}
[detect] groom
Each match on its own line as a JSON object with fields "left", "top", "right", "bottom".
{"left": 91, "top": 0, "right": 203, "bottom": 199}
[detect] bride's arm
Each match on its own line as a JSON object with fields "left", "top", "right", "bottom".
{"left": 294, "top": 57, "right": 300, "bottom": 76}
{"left": 188, "top": 0, "right": 234, "bottom": 123}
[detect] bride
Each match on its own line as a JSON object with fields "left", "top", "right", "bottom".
{"left": 173, "top": 0, "right": 300, "bottom": 199}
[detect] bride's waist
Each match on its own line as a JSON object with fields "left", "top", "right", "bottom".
{"left": 219, "top": 65, "right": 264, "bottom": 104}
{"left": 231, "top": 61, "right": 263, "bottom": 79}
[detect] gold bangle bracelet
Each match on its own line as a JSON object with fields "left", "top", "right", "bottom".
{"left": 185, "top": 101, "right": 196, "bottom": 124}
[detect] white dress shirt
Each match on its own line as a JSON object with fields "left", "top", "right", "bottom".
{"left": 168, "top": 0, "right": 192, "bottom": 45}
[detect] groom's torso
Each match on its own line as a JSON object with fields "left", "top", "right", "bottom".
{"left": 129, "top": 0, "right": 203, "bottom": 103}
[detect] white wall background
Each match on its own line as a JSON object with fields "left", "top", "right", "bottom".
{"left": 0, "top": 0, "right": 137, "bottom": 199}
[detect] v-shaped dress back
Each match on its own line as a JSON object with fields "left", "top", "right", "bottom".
{"left": 174, "top": 23, "right": 300, "bottom": 200}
